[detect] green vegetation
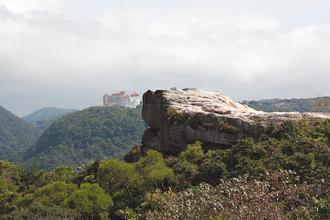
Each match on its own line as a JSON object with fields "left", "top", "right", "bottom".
{"left": 24, "top": 106, "right": 146, "bottom": 170}
{"left": 145, "top": 171, "right": 329, "bottom": 219}
{"left": 23, "top": 107, "right": 77, "bottom": 132}
{"left": 166, "top": 119, "right": 330, "bottom": 186}
{"left": 200, "top": 117, "right": 240, "bottom": 134}
{"left": 0, "top": 106, "right": 40, "bottom": 162}
{"left": 245, "top": 96, "right": 330, "bottom": 112}
{"left": 64, "top": 183, "right": 113, "bottom": 219}
{"left": 167, "top": 107, "right": 240, "bottom": 133}
{"left": 0, "top": 118, "right": 329, "bottom": 219}
{"left": 0, "top": 150, "right": 175, "bottom": 219}
{"left": 166, "top": 107, "right": 192, "bottom": 125}
{"left": 314, "top": 98, "right": 330, "bottom": 112}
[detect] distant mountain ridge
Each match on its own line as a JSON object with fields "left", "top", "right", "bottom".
{"left": 243, "top": 96, "right": 330, "bottom": 112}
{"left": 23, "top": 107, "right": 77, "bottom": 131}
{"left": 24, "top": 106, "right": 146, "bottom": 170}
{"left": 0, "top": 105, "right": 40, "bottom": 161}
{"left": 1, "top": 95, "right": 328, "bottom": 169}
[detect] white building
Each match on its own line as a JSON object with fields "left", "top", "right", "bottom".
{"left": 103, "top": 91, "right": 141, "bottom": 108}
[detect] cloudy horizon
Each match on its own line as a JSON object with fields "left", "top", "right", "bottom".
{"left": 1, "top": 0, "right": 330, "bottom": 116}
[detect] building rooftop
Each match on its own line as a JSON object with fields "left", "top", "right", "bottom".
{"left": 131, "top": 92, "right": 140, "bottom": 97}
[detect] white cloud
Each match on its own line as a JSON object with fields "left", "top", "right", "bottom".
{"left": 0, "top": 0, "right": 62, "bottom": 12}
{"left": 0, "top": 1, "right": 329, "bottom": 115}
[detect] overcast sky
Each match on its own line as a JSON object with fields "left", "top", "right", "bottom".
{"left": 1, "top": 0, "right": 330, "bottom": 116}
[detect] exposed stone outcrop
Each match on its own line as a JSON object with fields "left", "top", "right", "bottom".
{"left": 142, "top": 88, "right": 330, "bottom": 154}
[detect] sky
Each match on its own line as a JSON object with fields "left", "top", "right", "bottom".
{"left": 0, "top": 0, "right": 330, "bottom": 116}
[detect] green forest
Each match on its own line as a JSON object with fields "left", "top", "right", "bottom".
{"left": 1, "top": 119, "right": 329, "bottom": 219}
{"left": 0, "top": 106, "right": 40, "bottom": 162}
{"left": 245, "top": 97, "right": 330, "bottom": 112}
{"left": 24, "top": 106, "right": 146, "bottom": 170}
{"left": 22, "top": 107, "right": 77, "bottom": 132}
{"left": 0, "top": 105, "right": 146, "bottom": 170}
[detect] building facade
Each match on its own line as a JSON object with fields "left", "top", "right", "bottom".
{"left": 103, "top": 91, "right": 141, "bottom": 108}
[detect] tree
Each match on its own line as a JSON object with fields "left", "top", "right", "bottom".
{"left": 196, "top": 150, "right": 228, "bottom": 185}
{"left": 314, "top": 98, "right": 330, "bottom": 112}
{"left": 0, "top": 180, "right": 17, "bottom": 215}
{"left": 19, "top": 166, "right": 48, "bottom": 192}
{"left": 97, "top": 159, "right": 144, "bottom": 211}
{"left": 135, "top": 150, "right": 175, "bottom": 189}
{"left": 97, "top": 159, "right": 144, "bottom": 195}
{"left": 0, "top": 161, "right": 20, "bottom": 215}
{"left": 64, "top": 183, "right": 113, "bottom": 220}
{"left": 32, "top": 181, "right": 76, "bottom": 207}
{"left": 165, "top": 142, "right": 204, "bottom": 186}
{"left": 124, "top": 144, "right": 144, "bottom": 163}
{"left": 51, "top": 166, "right": 75, "bottom": 182}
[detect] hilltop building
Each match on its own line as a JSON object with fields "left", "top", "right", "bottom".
{"left": 103, "top": 91, "right": 141, "bottom": 108}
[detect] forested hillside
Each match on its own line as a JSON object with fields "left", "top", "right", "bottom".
{"left": 0, "top": 119, "right": 329, "bottom": 219}
{"left": 244, "top": 97, "right": 330, "bottom": 112}
{"left": 0, "top": 106, "right": 40, "bottom": 162}
{"left": 24, "top": 106, "right": 146, "bottom": 170}
{"left": 23, "top": 107, "right": 77, "bottom": 132}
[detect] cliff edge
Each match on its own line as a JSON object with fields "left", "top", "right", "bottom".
{"left": 142, "top": 88, "right": 330, "bottom": 154}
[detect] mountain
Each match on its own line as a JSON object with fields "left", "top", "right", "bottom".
{"left": 2, "top": 89, "right": 329, "bottom": 219}
{"left": 243, "top": 97, "right": 330, "bottom": 112}
{"left": 24, "top": 106, "right": 146, "bottom": 170}
{"left": 0, "top": 106, "right": 40, "bottom": 161}
{"left": 23, "top": 107, "right": 77, "bottom": 131}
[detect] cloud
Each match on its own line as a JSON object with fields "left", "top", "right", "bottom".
{"left": 0, "top": 1, "right": 329, "bottom": 115}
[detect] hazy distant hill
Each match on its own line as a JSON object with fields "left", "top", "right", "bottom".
{"left": 243, "top": 97, "right": 330, "bottom": 112}
{"left": 23, "top": 107, "right": 77, "bottom": 131}
{"left": 0, "top": 106, "right": 40, "bottom": 161}
{"left": 24, "top": 106, "right": 146, "bottom": 170}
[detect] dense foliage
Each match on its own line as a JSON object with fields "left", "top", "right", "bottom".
{"left": 0, "top": 106, "right": 40, "bottom": 162}
{"left": 145, "top": 171, "right": 329, "bottom": 220}
{"left": 166, "top": 119, "right": 330, "bottom": 187}
{"left": 23, "top": 107, "right": 77, "bottom": 132}
{"left": 24, "top": 106, "right": 146, "bottom": 170}
{"left": 244, "top": 96, "right": 330, "bottom": 112}
{"left": 0, "top": 118, "right": 329, "bottom": 219}
{"left": 0, "top": 150, "right": 174, "bottom": 219}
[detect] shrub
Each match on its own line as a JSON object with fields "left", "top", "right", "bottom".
{"left": 64, "top": 183, "right": 113, "bottom": 220}
{"left": 145, "top": 171, "right": 329, "bottom": 219}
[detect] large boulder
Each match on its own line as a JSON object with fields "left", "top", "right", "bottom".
{"left": 142, "top": 88, "right": 330, "bottom": 154}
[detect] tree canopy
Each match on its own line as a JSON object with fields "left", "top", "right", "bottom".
{"left": 24, "top": 106, "right": 146, "bottom": 170}
{"left": 0, "top": 119, "right": 329, "bottom": 219}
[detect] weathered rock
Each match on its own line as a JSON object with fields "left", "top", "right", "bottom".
{"left": 142, "top": 88, "right": 330, "bottom": 154}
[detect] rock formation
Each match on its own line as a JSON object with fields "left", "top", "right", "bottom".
{"left": 142, "top": 88, "right": 330, "bottom": 154}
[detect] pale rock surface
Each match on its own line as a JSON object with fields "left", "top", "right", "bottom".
{"left": 142, "top": 88, "right": 330, "bottom": 154}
